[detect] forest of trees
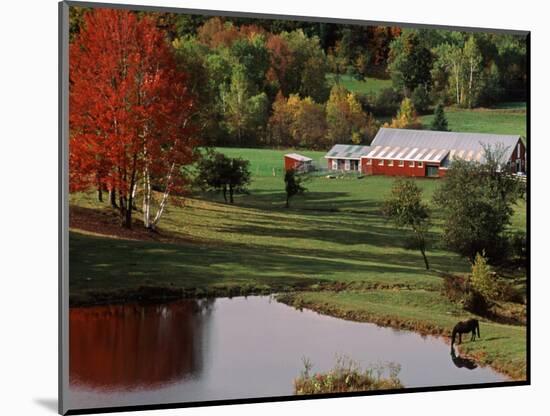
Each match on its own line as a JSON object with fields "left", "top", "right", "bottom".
{"left": 69, "top": 8, "right": 527, "bottom": 151}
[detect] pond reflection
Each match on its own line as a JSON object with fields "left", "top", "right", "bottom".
{"left": 451, "top": 347, "right": 478, "bottom": 370}
{"left": 70, "top": 299, "right": 213, "bottom": 390}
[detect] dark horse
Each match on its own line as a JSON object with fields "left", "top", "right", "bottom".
{"left": 451, "top": 319, "right": 480, "bottom": 347}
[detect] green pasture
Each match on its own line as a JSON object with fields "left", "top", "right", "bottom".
{"left": 69, "top": 146, "right": 527, "bottom": 379}
{"left": 326, "top": 74, "right": 392, "bottom": 96}
{"left": 70, "top": 146, "right": 526, "bottom": 296}
{"left": 419, "top": 106, "right": 526, "bottom": 137}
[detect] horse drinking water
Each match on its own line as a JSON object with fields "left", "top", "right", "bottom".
{"left": 451, "top": 319, "right": 480, "bottom": 347}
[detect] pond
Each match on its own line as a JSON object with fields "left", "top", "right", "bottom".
{"left": 68, "top": 296, "right": 507, "bottom": 410}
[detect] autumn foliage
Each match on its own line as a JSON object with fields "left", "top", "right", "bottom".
{"left": 69, "top": 9, "right": 196, "bottom": 228}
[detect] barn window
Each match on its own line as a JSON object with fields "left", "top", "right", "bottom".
{"left": 398, "top": 160, "right": 404, "bottom": 167}
{"left": 331, "top": 160, "right": 337, "bottom": 170}
{"left": 344, "top": 160, "right": 350, "bottom": 171}
{"left": 517, "top": 143, "right": 521, "bottom": 158}
{"left": 388, "top": 160, "right": 394, "bottom": 166}
{"left": 366, "top": 158, "right": 372, "bottom": 165}
{"left": 378, "top": 159, "right": 384, "bottom": 166}
{"left": 409, "top": 161, "right": 415, "bottom": 167}
{"left": 418, "top": 162, "right": 423, "bottom": 168}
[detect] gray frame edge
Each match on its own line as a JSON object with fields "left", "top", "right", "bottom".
{"left": 59, "top": 1, "right": 70, "bottom": 415}
{"left": 64, "top": 0, "right": 529, "bottom": 36}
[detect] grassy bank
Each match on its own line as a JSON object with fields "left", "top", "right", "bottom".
{"left": 277, "top": 290, "right": 527, "bottom": 380}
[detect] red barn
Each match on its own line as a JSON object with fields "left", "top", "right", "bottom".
{"left": 326, "top": 128, "right": 526, "bottom": 178}
{"left": 284, "top": 153, "right": 313, "bottom": 172}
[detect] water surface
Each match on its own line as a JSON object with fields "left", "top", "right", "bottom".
{"left": 69, "top": 296, "right": 506, "bottom": 410}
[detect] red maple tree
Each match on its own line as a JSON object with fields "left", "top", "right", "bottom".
{"left": 69, "top": 9, "right": 196, "bottom": 229}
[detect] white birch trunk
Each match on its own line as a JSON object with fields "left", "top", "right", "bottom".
{"left": 131, "top": 182, "right": 137, "bottom": 206}
{"left": 143, "top": 166, "right": 151, "bottom": 228}
{"left": 145, "top": 119, "right": 189, "bottom": 230}
{"left": 151, "top": 161, "right": 176, "bottom": 228}
{"left": 142, "top": 140, "right": 152, "bottom": 229}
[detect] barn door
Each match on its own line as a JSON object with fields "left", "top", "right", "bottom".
{"left": 426, "top": 165, "right": 439, "bottom": 177}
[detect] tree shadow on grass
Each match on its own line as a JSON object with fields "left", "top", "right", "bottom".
{"left": 69, "top": 227, "right": 459, "bottom": 296}
{"left": 200, "top": 189, "right": 383, "bottom": 214}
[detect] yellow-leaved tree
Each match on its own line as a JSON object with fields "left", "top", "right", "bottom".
{"left": 384, "top": 97, "right": 421, "bottom": 129}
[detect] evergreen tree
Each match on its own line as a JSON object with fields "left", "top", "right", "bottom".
{"left": 430, "top": 104, "right": 450, "bottom": 131}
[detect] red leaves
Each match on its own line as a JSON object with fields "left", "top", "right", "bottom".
{"left": 69, "top": 9, "right": 197, "bottom": 198}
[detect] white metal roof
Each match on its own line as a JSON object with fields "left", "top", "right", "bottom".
{"left": 324, "top": 144, "right": 371, "bottom": 159}
{"left": 285, "top": 153, "right": 312, "bottom": 162}
{"left": 365, "top": 145, "right": 450, "bottom": 163}
{"left": 370, "top": 128, "right": 521, "bottom": 164}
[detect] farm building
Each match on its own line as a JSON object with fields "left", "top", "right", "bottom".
{"left": 284, "top": 153, "right": 313, "bottom": 172}
{"left": 325, "top": 128, "right": 526, "bottom": 178}
{"left": 324, "top": 145, "right": 371, "bottom": 172}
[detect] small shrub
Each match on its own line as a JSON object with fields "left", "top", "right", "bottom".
{"left": 442, "top": 274, "right": 491, "bottom": 315}
{"left": 294, "top": 356, "right": 403, "bottom": 394}
{"left": 442, "top": 274, "right": 468, "bottom": 303}
{"left": 470, "top": 252, "right": 498, "bottom": 299}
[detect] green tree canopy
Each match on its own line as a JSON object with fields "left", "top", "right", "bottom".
{"left": 382, "top": 179, "right": 431, "bottom": 270}
{"left": 388, "top": 30, "right": 434, "bottom": 96}
{"left": 195, "top": 151, "right": 251, "bottom": 203}
{"left": 281, "top": 30, "right": 330, "bottom": 102}
{"left": 433, "top": 145, "right": 523, "bottom": 263}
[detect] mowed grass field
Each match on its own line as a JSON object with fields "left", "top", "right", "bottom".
{"left": 326, "top": 74, "right": 392, "bottom": 96}
{"left": 419, "top": 105, "right": 527, "bottom": 137}
{"left": 69, "top": 147, "right": 527, "bottom": 379}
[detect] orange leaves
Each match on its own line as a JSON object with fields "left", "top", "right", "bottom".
{"left": 69, "top": 9, "right": 197, "bottom": 199}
